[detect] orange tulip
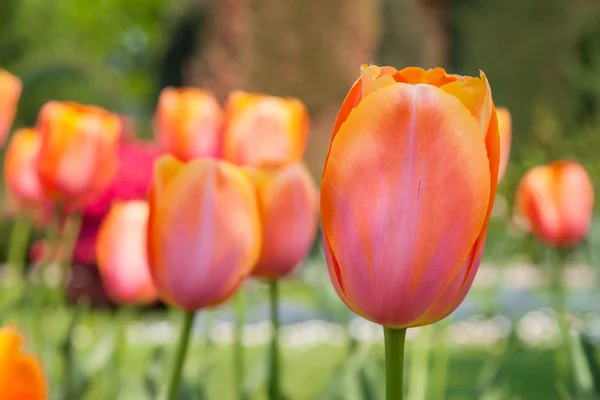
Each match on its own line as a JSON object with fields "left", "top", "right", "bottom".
{"left": 0, "top": 326, "right": 47, "bottom": 400}
{"left": 0, "top": 69, "right": 22, "bottom": 147}
{"left": 223, "top": 91, "right": 309, "bottom": 167}
{"left": 321, "top": 65, "right": 500, "bottom": 328}
{"left": 246, "top": 163, "right": 319, "bottom": 279}
{"left": 496, "top": 107, "right": 511, "bottom": 181}
{"left": 36, "top": 101, "right": 122, "bottom": 209}
{"left": 96, "top": 201, "right": 158, "bottom": 304}
{"left": 516, "top": 161, "right": 594, "bottom": 247}
{"left": 4, "top": 128, "right": 45, "bottom": 206}
{"left": 147, "top": 155, "right": 262, "bottom": 310}
{"left": 154, "top": 87, "right": 224, "bottom": 161}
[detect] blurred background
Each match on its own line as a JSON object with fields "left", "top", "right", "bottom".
{"left": 3, "top": 0, "right": 600, "bottom": 399}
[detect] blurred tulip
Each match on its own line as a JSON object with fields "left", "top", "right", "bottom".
{"left": 147, "top": 155, "right": 261, "bottom": 310}
{"left": 246, "top": 163, "right": 319, "bottom": 279}
{"left": 321, "top": 65, "right": 500, "bottom": 328}
{"left": 496, "top": 107, "right": 512, "bottom": 181}
{"left": 154, "top": 87, "right": 224, "bottom": 161}
{"left": 4, "top": 128, "right": 45, "bottom": 206}
{"left": 0, "top": 69, "right": 22, "bottom": 147}
{"left": 516, "top": 161, "right": 594, "bottom": 247}
{"left": 36, "top": 101, "right": 122, "bottom": 209}
{"left": 0, "top": 327, "right": 47, "bottom": 400}
{"left": 223, "top": 91, "right": 309, "bottom": 167}
{"left": 96, "top": 201, "right": 157, "bottom": 304}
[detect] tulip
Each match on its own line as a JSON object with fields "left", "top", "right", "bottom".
{"left": 321, "top": 64, "right": 499, "bottom": 400}
{"left": 247, "top": 163, "right": 319, "bottom": 279}
{"left": 148, "top": 155, "right": 261, "bottom": 400}
{"left": 4, "top": 128, "right": 45, "bottom": 206}
{"left": 516, "top": 161, "right": 594, "bottom": 247}
{"left": 321, "top": 64, "right": 499, "bottom": 328}
{"left": 223, "top": 91, "right": 309, "bottom": 167}
{"left": 154, "top": 87, "right": 224, "bottom": 161}
{"left": 496, "top": 107, "right": 511, "bottom": 182}
{"left": 147, "top": 155, "right": 261, "bottom": 310}
{"left": 96, "top": 201, "right": 157, "bottom": 304}
{"left": 0, "top": 327, "right": 47, "bottom": 400}
{"left": 0, "top": 69, "right": 22, "bottom": 147}
{"left": 36, "top": 101, "right": 122, "bottom": 209}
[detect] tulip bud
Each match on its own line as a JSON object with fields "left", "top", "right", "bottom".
{"left": 246, "top": 163, "right": 319, "bottom": 279}
{"left": 223, "top": 91, "right": 309, "bottom": 167}
{"left": 4, "top": 128, "right": 45, "bottom": 207}
{"left": 321, "top": 65, "right": 500, "bottom": 328}
{"left": 0, "top": 326, "right": 47, "bottom": 400}
{"left": 96, "top": 201, "right": 157, "bottom": 305}
{"left": 496, "top": 107, "right": 511, "bottom": 182}
{"left": 0, "top": 70, "right": 22, "bottom": 147}
{"left": 154, "top": 87, "right": 224, "bottom": 161}
{"left": 36, "top": 101, "right": 122, "bottom": 209}
{"left": 516, "top": 161, "right": 594, "bottom": 247}
{"left": 147, "top": 155, "right": 262, "bottom": 310}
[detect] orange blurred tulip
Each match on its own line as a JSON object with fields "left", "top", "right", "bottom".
{"left": 96, "top": 201, "right": 158, "bottom": 305}
{"left": 4, "top": 128, "right": 45, "bottom": 207}
{"left": 516, "top": 161, "right": 594, "bottom": 247}
{"left": 223, "top": 91, "right": 309, "bottom": 167}
{"left": 154, "top": 87, "right": 224, "bottom": 161}
{"left": 246, "top": 163, "right": 319, "bottom": 279}
{"left": 0, "top": 327, "right": 47, "bottom": 400}
{"left": 496, "top": 107, "right": 511, "bottom": 181}
{"left": 36, "top": 101, "right": 122, "bottom": 209}
{"left": 321, "top": 65, "right": 500, "bottom": 328}
{"left": 147, "top": 155, "right": 262, "bottom": 310}
{"left": 0, "top": 70, "right": 22, "bottom": 147}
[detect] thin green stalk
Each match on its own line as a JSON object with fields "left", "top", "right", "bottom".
{"left": 59, "top": 212, "right": 83, "bottom": 293}
{"left": 408, "top": 326, "right": 433, "bottom": 400}
{"left": 233, "top": 290, "right": 247, "bottom": 399}
{"left": 268, "top": 280, "right": 281, "bottom": 400}
{"left": 165, "top": 310, "right": 195, "bottom": 400}
{"left": 549, "top": 249, "right": 571, "bottom": 390}
{"left": 7, "top": 216, "right": 33, "bottom": 281}
{"left": 430, "top": 321, "right": 451, "bottom": 400}
{"left": 384, "top": 327, "right": 407, "bottom": 400}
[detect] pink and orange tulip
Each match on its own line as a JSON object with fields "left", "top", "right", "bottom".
{"left": 496, "top": 107, "right": 511, "bottom": 181}
{"left": 246, "top": 163, "right": 319, "bottom": 279}
{"left": 0, "top": 70, "right": 22, "bottom": 147}
{"left": 96, "top": 201, "right": 158, "bottom": 305}
{"left": 4, "top": 128, "right": 45, "bottom": 207}
{"left": 223, "top": 91, "right": 309, "bottom": 167}
{"left": 0, "top": 327, "right": 47, "bottom": 400}
{"left": 154, "top": 87, "right": 224, "bottom": 161}
{"left": 516, "top": 161, "right": 594, "bottom": 247}
{"left": 36, "top": 101, "right": 122, "bottom": 209}
{"left": 147, "top": 155, "right": 262, "bottom": 310}
{"left": 320, "top": 65, "right": 500, "bottom": 328}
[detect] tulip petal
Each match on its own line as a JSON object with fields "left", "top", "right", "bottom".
{"left": 151, "top": 159, "right": 261, "bottom": 310}
{"left": 321, "top": 82, "right": 491, "bottom": 327}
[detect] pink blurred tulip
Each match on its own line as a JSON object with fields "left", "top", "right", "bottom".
{"left": 246, "top": 163, "right": 319, "bottom": 279}
{"left": 0, "top": 70, "right": 22, "bottom": 147}
{"left": 96, "top": 201, "right": 157, "bottom": 305}
{"left": 3, "top": 128, "right": 45, "bottom": 206}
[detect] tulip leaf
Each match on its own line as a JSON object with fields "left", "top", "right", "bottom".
{"left": 568, "top": 332, "right": 597, "bottom": 398}
{"left": 579, "top": 334, "right": 600, "bottom": 393}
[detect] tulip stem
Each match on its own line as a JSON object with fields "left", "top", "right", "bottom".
{"left": 7, "top": 216, "right": 32, "bottom": 282}
{"left": 268, "top": 280, "right": 281, "bottom": 400}
{"left": 59, "top": 212, "right": 83, "bottom": 293}
{"left": 165, "top": 310, "right": 195, "bottom": 400}
{"left": 384, "top": 327, "right": 407, "bottom": 400}
{"left": 548, "top": 248, "right": 571, "bottom": 392}
{"left": 233, "top": 289, "right": 247, "bottom": 399}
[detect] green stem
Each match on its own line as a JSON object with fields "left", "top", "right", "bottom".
{"left": 233, "top": 290, "right": 247, "bottom": 399}
{"left": 550, "top": 250, "right": 571, "bottom": 390}
{"left": 165, "top": 310, "right": 195, "bottom": 400}
{"left": 430, "top": 322, "right": 451, "bottom": 400}
{"left": 384, "top": 327, "right": 407, "bottom": 400}
{"left": 7, "top": 216, "right": 32, "bottom": 281}
{"left": 59, "top": 212, "right": 83, "bottom": 293}
{"left": 268, "top": 280, "right": 281, "bottom": 400}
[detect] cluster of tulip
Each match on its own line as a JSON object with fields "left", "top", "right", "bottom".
{"left": 0, "top": 62, "right": 595, "bottom": 400}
